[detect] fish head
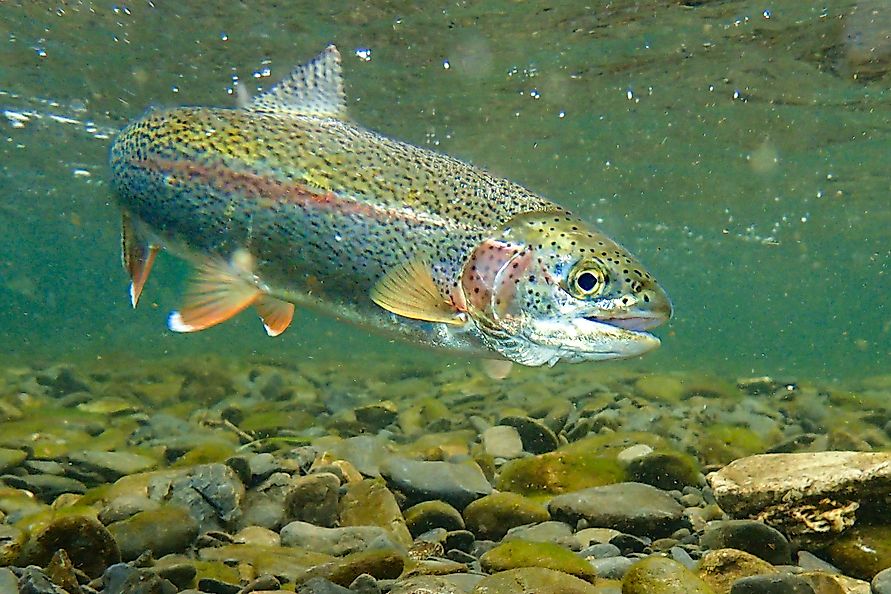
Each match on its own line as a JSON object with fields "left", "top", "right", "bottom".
{"left": 460, "top": 210, "right": 672, "bottom": 366}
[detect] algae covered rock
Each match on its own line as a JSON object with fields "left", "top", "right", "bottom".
{"left": 20, "top": 514, "right": 120, "bottom": 578}
{"left": 106, "top": 505, "right": 199, "bottom": 561}
{"left": 480, "top": 540, "right": 596, "bottom": 581}
{"left": 284, "top": 472, "right": 340, "bottom": 527}
{"left": 404, "top": 500, "right": 465, "bottom": 536}
{"left": 300, "top": 548, "right": 405, "bottom": 587}
{"left": 696, "top": 548, "right": 778, "bottom": 594}
{"left": 622, "top": 556, "right": 716, "bottom": 594}
{"left": 339, "top": 478, "right": 412, "bottom": 547}
{"left": 626, "top": 451, "right": 702, "bottom": 491}
{"left": 826, "top": 525, "right": 891, "bottom": 580}
{"left": 497, "top": 451, "right": 624, "bottom": 497}
{"left": 463, "top": 492, "right": 550, "bottom": 540}
{"left": 472, "top": 567, "right": 604, "bottom": 593}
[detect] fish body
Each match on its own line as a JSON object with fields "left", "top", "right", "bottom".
{"left": 110, "top": 46, "right": 671, "bottom": 366}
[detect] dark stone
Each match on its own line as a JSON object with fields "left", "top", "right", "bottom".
{"left": 548, "top": 482, "right": 686, "bottom": 538}
{"left": 22, "top": 514, "right": 120, "bottom": 578}
{"left": 610, "top": 533, "right": 649, "bottom": 554}
{"left": 17, "top": 566, "right": 67, "bottom": 594}
{"left": 197, "top": 577, "right": 240, "bottom": 594}
{"left": 240, "top": 575, "right": 281, "bottom": 593}
{"left": 443, "top": 530, "right": 474, "bottom": 553}
{"left": 730, "top": 573, "right": 816, "bottom": 594}
{"left": 499, "top": 416, "right": 560, "bottom": 454}
{"left": 403, "top": 501, "right": 464, "bottom": 537}
{"left": 626, "top": 451, "right": 701, "bottom": 491}
{"left": 284, "top": 473, "right": 341, "bottom": 527}
{"left": 700, "top": 520, "right": 792, "bottom": 565}
{"left": 348, "top": 573, "right": 380, "bottom": 594}
{"left": 107, "top": 506, "right": 199, "bottom": 561}
{"left": 1, "top": 473, "right": 87, "bottom": 501}
{"left": 155, "top": 562, "right": 196, "bottom": 589}
{"left": 380, "top": 457, "right": 492, "bottom": 509}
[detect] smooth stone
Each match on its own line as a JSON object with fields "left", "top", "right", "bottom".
{"left": 497, "top": 451, "right": 624, "bottom": 497}
{"left": 499, "top": 416, "right": 560, "bottom": 454}
{"left": 99, "top": 494, "right": 162, "bottom": 525}
{"left": 21, "top": 514, "right": 120, "bottom": 578}
{"left": 575, "top": 528, "right": 623, "bottom": 547}
{"left": 589, "top": 556, "right": 635, "bottom": 580}
{"left": 622, "top": 556, "right": 716, "bottom": 594}
{"left": 234, "top": 525, "right": 281, "bottom": 547}
{"left": 701, "top": 520, "right": 791, "bottom": 565}
{"left": 380, "top": 457, "right": 492, "bottom": 509}
{"left": 482, "top": 426, "right": 524, "bottom": 459}
{"left": 480, "top": 540, "right": 597, "bottom": 581}
{"left": 0, "top": 447, "right": 27, "bottom": 472}
{"left": 548, "top": 482, "right": 685, "bottom": 537}
{"left": 463, "top": 492, "right": 550, "bottom": 541}
{"left": 284, "top": 472, "right": 340, "bottom": 527}
{"left": 388, "top": 575, "right": 465, "bottom": 594}
{"left": 148, "top": 463, "right": 244, "bottom": 532}
{"left": 298, "top": 549, "right": 405, "bottom": 587}
{"left": 579, "top": 542, "right": 621, "bottom": 559}
{"left": 339, "top": 478, "right": 413, "bottom": 547}
{"left": 326, "top": 436, "right": 391, "bottom": 477}
{"left": 444, "top": 529, "right": 475, "bottom": 553}
{"left": 0, "top": 568, "right": 17, "bottom": 594}
{"left": 66, "top": 450, "right": 156, "bottom": 481}
{"left": 874, "top": 567, "right": 891, "bottom": 594}
{"left": 826, "top": 525, "right": 891, "bottom": 580}
{"left": 730, "top": 573, "right": 816, "bottom": 594}
{"left": 197, "top": 577, "right": 240, "bottom": 594}
{"left": 707, "top": 452, "right": 891, "bottom": 537}
{"left": 697, "top": 548, "right": 778, "bottom": 594}
{"left": 200, "top": 544, "right": 333, "bottom": 582}
{"left": 1, "top": 473, "right": 87, "bottom": 501}
{"left": 107, "top": 505, "right": 199, "bottom": 561}
{"left": 155, "top": 560, "right": 198, "bottom": 589}
{"left": 280, "top": 521, "right": 402, "bottom": 556}
{"left": 404, "top": 500, "right": 465, "bottom": 536}
{"left": 626, "top": 451, "right": 702, "bottom": 491}
{"left": 617, "top": 445, "right": 654, "bottom": 465}
{"left": 354, "top": 401, "right": 399, "bottom": 431}
{"left": 504, "top": 521, "right": 574, "bottom": 545}
{"left": 472, "top": 567, "right": 603, "bottom": 593}
{"left": 296, "top": 577, "right": 352, "bottom": 593}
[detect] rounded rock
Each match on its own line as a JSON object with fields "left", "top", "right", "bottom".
{"left": 463, "top": 492, "right": 550, "bottom": 541}
{"left": 622, "top": 556, "right": 716, "bottom": 594}
{"left": 730, "top": 573, "right": 816, "bottom": 594}
{"left": 479, "top": 540, "right": 596, "bottom": 581}
{"left": 700, "top": 520, "right": 791, "bottom": 565}
{"left": 404, "top": 500, "right": 465, "bottom": 537}
{"left": 499, "top": 416, "right": 559, "bottom": 454}
{"left": 23, "top": 514, "right": 121, "bottom": 578}
{"left": 472, "top": 567, "right": 603, "bottom": 593}
{"left": 106, "top": 505, "right": 199, "bottom": 561}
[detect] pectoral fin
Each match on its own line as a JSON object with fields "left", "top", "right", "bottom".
{"left": 370, "top": 259, "right": 466, "bottom": 325}
{"left": 121, "top": 213, "right": 159, "bottom": 308}
{"left": 255, "top": 295, "right": 295, "bottom": 336}
{"left": 168, "top": 260, "right": 260, "bottom": 333}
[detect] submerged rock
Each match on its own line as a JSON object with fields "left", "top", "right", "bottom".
{"left": 147, "top": 463, "right": 244, "bottom": 532}
{"left": 404, "top": 500, "right": 465, "bottom": 536}
{"left": 548, "top": 482, "right": 685, "bottom": 537}
{"left": 472, "top": 567, "right": 602, "bottom": 593}
{"left": 284, "top": 472, "right": 341, "bottom": 528}
{"left": 496, "top": 451, "right": 624, "bottom": 497}
{"left": 622, "top": 556, "right": 715, "bottom": 594}
{"left": 20, "top": 514, "right": 120, "bottom": 578}
{"left": 463, "top": 492, "right": 550, "bottom": 540}
{"left": 106, "top": 505, "right": 199, "bottom": 561}
{"left": 480, "top": 540, "right": 597, "bottom": 581}
{"left": 339, "top": 478, "right": 413, "bottom": 547}
{"left": 280, "top": 521, "right": 403, "bottom": 556}
{"left": 696, "top": 548, "right": 778, "bottom": 594}
{"left": 380, "top": 457, "right": 492, "bottom": 509}
{"left": 700, "top": 520, "right": 791, "bottom": 565}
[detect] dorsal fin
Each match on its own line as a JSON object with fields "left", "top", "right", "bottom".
{"left": 249, "top": 44, "right": 346, "bottom": 117}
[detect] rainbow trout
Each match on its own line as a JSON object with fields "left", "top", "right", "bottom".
{"left": 110, "top": 46, "right": 671, "bottom": 366}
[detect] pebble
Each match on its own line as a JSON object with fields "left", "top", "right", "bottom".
{"left": 66, "top": 449, "right": 156, "bottom": 481}
{"left": 700, "top": 520, "right": 791, "bottom": 565}
{"left": 589, "top": 555, "right": 635, "bottom": 580}
{"left": 479, "top": 540, "right": 597, "bottom": 581}
{"left": 472, "top": 566, "right": 603, "bottom": 593}
{"left": 481, "top": 426, "right": 524, "bottom": 459}
{"left": 873, "top": 567, "right": 891, "bottom": 594}
{"left": 1, "top": 473, "right": 87, "bottom": 501}
{"left": 622, "top": 556, "right": 715, "bottom": 594}
{"left": 107, "top": 506, "right": 199, "bottom": 561}
{"left": 280, "top": 521, "right": 402, "bottom": 556}
{"left": 548, "top": 482, "right": 686, "bottom": 537}
{"left": 284, "top": 472, "right": 341, "bottom": 527}
{"left": 296, "top": 577, "right": 352, "bottom": 593}
{"left": 388, "top": 575, "right": 465, "bottom": 594}
{"left": 697, "top": 548, "right": 778, "bottom": 594}
{"left": 404, "top": 500, "right": 465, "bottom": 536}
{"left": 380, "top": 457, "right": 492, "bottom": 509}
{"left": 504, "top": 521, "right": 574, "bottom": 545}
{"left": 20, "top": 514, "right": 120, "bottom": 578}
{"left": 339, "top": 479, "right": 413, "bottom": 547}
{"left": 498, "top": 416, "right": 560, "bottom": 454}
{"left": 0, "top": 568, "right": 17, "bottom": 594}
{"left": 463, "top": 492, "right": 550, "bottom": 540}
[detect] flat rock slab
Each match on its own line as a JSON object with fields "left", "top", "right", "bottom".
{"left": 707, "top": 452, "right": 891, "bottom": 538}
{"left": 381, "top": 457, "right": 492, "bottom": 509}
{"left": 548, "top": 482, "right": 685, "bottom": 538}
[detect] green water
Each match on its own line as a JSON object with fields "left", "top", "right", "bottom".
{"left": 0, "top": 1, "right": 888, "bottom": 381}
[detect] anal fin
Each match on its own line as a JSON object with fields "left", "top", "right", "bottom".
{"left": 370, "top": 259, "right": 465, "bottom": 325}
{"left": 121, "top": 212, "right": 159, "bottom": 308}
{"left": 255, "top": 295, "right": 295, "bottom": 336}
{"left": 168, "top": 260, "right": 260, "bottom": 333}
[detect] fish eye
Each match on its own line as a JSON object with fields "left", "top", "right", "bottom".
{"left": 568, "top": 265, "right": 606, "bottom": 298}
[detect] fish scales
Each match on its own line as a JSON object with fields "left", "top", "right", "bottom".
{"left": 110, "top": 46, "right": 671, "bottom": 365}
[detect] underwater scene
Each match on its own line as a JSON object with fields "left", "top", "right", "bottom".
{"left": 0, "top": 1, "right": 890, "bottom": 593}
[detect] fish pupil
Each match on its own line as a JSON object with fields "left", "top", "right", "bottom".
{"left": 577, "top": 271, "right": 598, "bottom": 292}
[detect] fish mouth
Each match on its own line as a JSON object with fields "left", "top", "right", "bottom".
{"left": 583, "top": 312, "right": 669, "bottom": 332}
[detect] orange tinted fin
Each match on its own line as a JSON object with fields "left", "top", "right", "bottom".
{"left": 168, "top": 261, "right": 260, "bottom": 333}
{"left": 121, "top": 213, "right": 159, "bottom": 308}
{"left": 370, "top": 259, "right": 466, "bottom": 325}
{"left": 255, "top": 295, "right": 295, "bottom": 336}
